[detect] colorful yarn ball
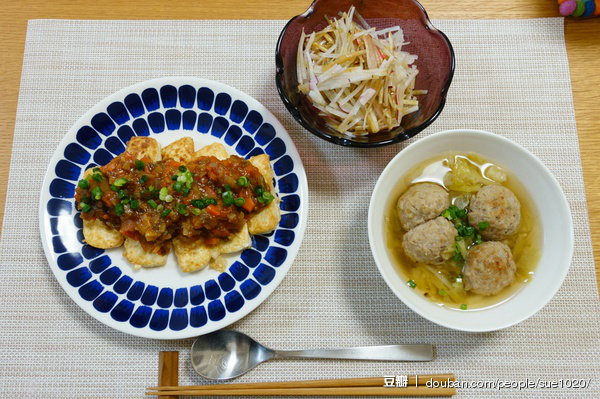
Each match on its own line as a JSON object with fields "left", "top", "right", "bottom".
{"left": 572, "top": 0, "right": 586, "bottom": 16}
{"left": 560, "top": 0, "right": 577, "bottom": 15}
{"left": 583, "top": 0, "right": 597, "bottom": 15}
{"left": 558, "top": 0, "right": 599, "bottom": 17}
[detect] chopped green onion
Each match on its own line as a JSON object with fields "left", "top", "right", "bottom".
{"left": 458, "top": 274, "right": 463, "bottom": 279}
{"left": 147, "top": 200, "right": 158, "bottom": 209}
{"left": 110, "top": 185, "right": 119, "bottom": 192}
{"left": 407, "top": 280, "right": 417, "bottom": 288}
{"left": 185, "top": 171, "right": 193, "bottom": 181}
{"left": 442, "top": 205, "right": 461, "bottom": 220}
{"left": 439, "top": 289, "right": 447, "bottom": 296}
{"left": 139, "top": 175, "right": 148, "bottom": 184}
{"left": 222, "top": 191, "right": 234, "bottom": 206}
{"left": 456, "top": 209, "right": 467, "bottom": 218}
{"left": 159, "top": 187, "right": 169, "bottom": 201}
{"left": 237, "top": 176, "right": 250, "bottom": 187}
{"left": 464, "top": 226, "right": 475, "bottom": 237}
{"left": 122, "top": 199, "right": 130, "bottom": 205}
{"left": 161, "top": 208, "right": 171, "bottom": 218}
{"left": 177, "top": 204, "right": 188, "bottom": 215}
{"left": 171, "top": 175, "right": 178, "bottom": 181}
{"left": 475, "top": 234, "right": 482, "bottom": 245}
{"left": 453, "top": 251, "right": 462, "bottom": 262}
{"left": 115, "top": 203, "right": 124, "bottom": 216}
{"left": 460, "top": 304, "right": 468, "bottom": 310}
{"left": 156, "top": 204, "right": 164, "bottom": 212}
{"left": 202, "top": 197, "right": 216, "bottom": 205}
{"left": 261, "top": 191, "right": 274, "bottom": 204}
{"left": 130, "top": 199, "right": 140, "bottom": 210}
{"left": 92, "top": 167, "right": 101, "bottom": 173}
{"left": 478, "top": 221, "right": 489, "bottom": 231}
{"left": 224, "top": 184, "right": 232, "bottom": 192}
{"left": 234, "top": 197, "right": 245, "bottom": 207}
{"left": 177, "top": 175, "right": 187, "bottom": 183}
{"left": 77, "top": 179, "right": 90, "bottom": 189}
{"left": 135, "top": 160, "right": 145, "bottom": 170}
{"left": 455, "top": 235, "right": 462, "bottom": 241}
{"left": 92, "top": 172, "right": 103, "bottom": 183}
{"left": 148, "top": 185, "right": 154, "bottom": 192}
{"left": 81, "top": 203, "right": 92, "bottom": 213}
{"left": 190, "top": 207, "right": 201, "bottom": 215}
{"left": 91, "top": 187, "right": 103, "bottom": 200}
{"left": 254, "top": 186, "right": 264, "bottom": 196}
{"left": 165, "top": 195, "right": 174, "bottom": 203}
{"left": 118, "top": 190, "right": 127, "bottom": 200}
{"left": 183, "top": 187, "right": 191, "bottom": 197}
{"left": 114, "top": 178, "right": 128, "bottom": 187}
{"left": 81, "top": 196, "right": 90, "bottom": 204}
{"left": 173, "top": 182, "right": 183, "bottom": 192}
{"left": 191, "top": 199, "right": 205, "bottom": 209}
{"left": 178, "top": 165, "right": 187, "bottom": 173}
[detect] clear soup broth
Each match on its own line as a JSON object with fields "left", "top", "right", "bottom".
{"left": 384, "top": 153, "right": 541, "bottom": 310}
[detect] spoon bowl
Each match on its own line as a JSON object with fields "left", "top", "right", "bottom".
{"left": 192, "top": 330, "right": 275, "bottom": 380}
{"left": 191, "top": 330, "right": 433, "bottom": 380}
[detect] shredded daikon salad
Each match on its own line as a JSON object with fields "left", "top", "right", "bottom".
{"left": 296, "top": 6, "right": 426, "bottom": 135}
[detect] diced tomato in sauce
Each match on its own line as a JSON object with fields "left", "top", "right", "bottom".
{"left": 74, "top": 151, "right": 271, "bottom": 255}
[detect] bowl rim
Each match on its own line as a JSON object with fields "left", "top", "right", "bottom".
{"left": 367, "top": 129, "right": 575, "bottom": 332}
{"left": 275, "top": 0, "right": 456, "bottom": 148}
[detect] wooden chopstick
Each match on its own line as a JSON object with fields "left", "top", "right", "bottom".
{"left": 149, "top": 374, "right": 455, "bottom": 391}
{"left": 147, "top": 374, "right": 456, "bottom": 396}
{"left": 146, "top": 386, "right": 455, "bottom": 396}
{"left": 157, "top": 352, "right": 179, "bottom": 399}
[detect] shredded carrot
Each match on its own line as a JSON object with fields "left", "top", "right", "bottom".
{"left": 205, "top": 237, "right": 220, "bottom": 245}
{"left": 242, "top": 197, "right": 255, "bottom": 212}
{"left": 206, "top": 204, "right": 221, "bottom": 217}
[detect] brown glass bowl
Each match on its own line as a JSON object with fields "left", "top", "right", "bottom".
{"left": 275, "top": 0, "right": 455, "bottom": 147}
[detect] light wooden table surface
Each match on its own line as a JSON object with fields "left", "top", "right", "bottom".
{"left": 1, "top": 0, "right": 599, "bottom": 289}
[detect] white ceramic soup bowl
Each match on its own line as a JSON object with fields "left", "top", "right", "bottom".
{"left": 368, "top": 129, "right": 573, "bottom": 332}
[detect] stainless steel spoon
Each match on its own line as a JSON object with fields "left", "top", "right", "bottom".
{"left": 191, "top": 330, "right": 433, "bottom": 380}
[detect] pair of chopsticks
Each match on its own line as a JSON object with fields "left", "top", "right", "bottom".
{"left": 147, "top": 374, "right": 456, "bottom": 396}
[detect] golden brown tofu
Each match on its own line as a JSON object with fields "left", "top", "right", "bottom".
{"left": 247, "top": 154, "right": 281, "bottom": 235}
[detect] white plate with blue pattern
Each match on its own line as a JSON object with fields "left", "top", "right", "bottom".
{"left": 39, "top": 77, "right": 308, "bottom": 339}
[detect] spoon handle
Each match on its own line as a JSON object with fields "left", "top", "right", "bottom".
{"left": 273, "top": 344, "right": 433, "bottom": 362}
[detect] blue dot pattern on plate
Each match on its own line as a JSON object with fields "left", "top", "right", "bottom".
{"left": 46, "top": 81, "right": 301, "bottom": 334}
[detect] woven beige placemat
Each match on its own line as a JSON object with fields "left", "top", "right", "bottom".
{"left": 0, "top": 18, "right": 598, "bottom": 398}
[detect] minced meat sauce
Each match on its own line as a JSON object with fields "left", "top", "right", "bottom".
{"left": 75, "top": 151, "right": 274, "bottom": 255}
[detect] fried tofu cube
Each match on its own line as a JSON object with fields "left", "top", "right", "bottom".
{"left": 215, "top": 224, "right": 252, "bottom": 254}
{"left": 125, "top": 136, "right": 161, "bottom": 161}
{"left": 247, "top": 154, "right": 281, "bottom": 235}
{"left": 172, "top": 236, "right": 213, "bottom": 273}
{"left": 123, "top": 239, "right": 167, "bottom": 270}
{"left": 82, "top": 218, "right": 124, "bottom": 249}
{"left": 191, "top": 142, "right": 229, "bottom": 161}
{"left": 80, "top": 169, "right": 124, "bottom": 249}
{"left": 161, "top": 137, "right": 195, "bottom": 163}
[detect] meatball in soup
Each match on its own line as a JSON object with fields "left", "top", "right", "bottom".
{"left": 384, "top": 153, "right": 541, "bottom": 310}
